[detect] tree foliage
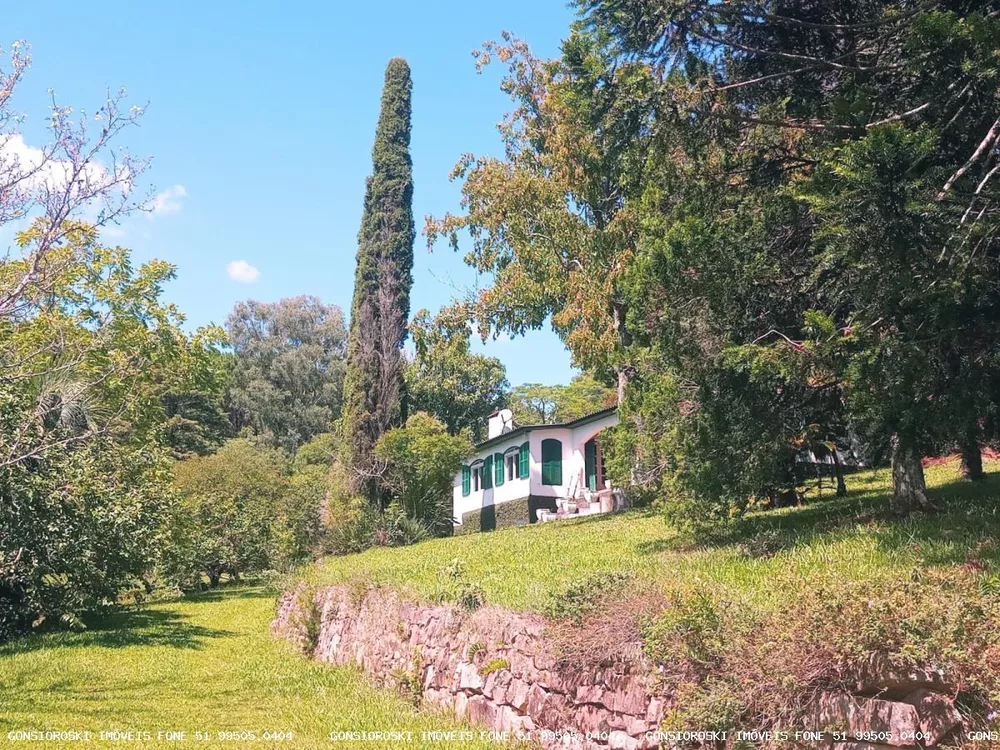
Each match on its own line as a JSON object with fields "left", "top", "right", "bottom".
{"left": 407, "top": 307, "right": 508, "bottom": 441}
{"left": 425, "top": 31, "right": 656, "bottom": 398}
{"left": 437, "top": 2, "right": 1000, "bottom": 519}
{"left": 342, "top": 58, "right": 415, "bottom": 504}
{"left": 226, "top": 295, "right": 347, "bottom": 454}
{"left": 374, "top": 412, "right": 472, "bottom": 534}
{"left": 511, "top": 374, "right": 616, "bottom": 425}
{"left": 0, "top": 225, "right": 213, "bottom": 637}
{"left": 163, "top": 440, "right": 289, "bottom": 588}
{"left": 585, "top": 0, "right": 1000, "bottom": 515}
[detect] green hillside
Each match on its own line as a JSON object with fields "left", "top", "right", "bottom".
{"left": 309, "top": 461, "right": 1000, "bottom": 614}
{"left": 3, "top": 460, "right": 998, "bottom": 749}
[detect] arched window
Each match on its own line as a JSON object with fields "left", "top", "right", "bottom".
{"left": 482, "top": 455, "right": 493, "bottom": 490}
{"left": 541, "top": 439, "right": 562, "bottom": 485}
{"left": 503, "top": 447, "right": 520, "bottom": 481}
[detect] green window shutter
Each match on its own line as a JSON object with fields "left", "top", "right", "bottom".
{"left": 494, "top": 452, "right": 504, "bottom": 486}
{"left": 462, "top": 465, "right": 471, "bottom": 496}
{"left": 541, "top": 439, "right": 562, "bottom": 486}
{"left": 518, "top": 442, "right": 529, "bottom": 478}
{"left": 483, "top": 455, "right": 493, "bottom": 489}
{"left": 585, "top": 439, "right": 597, "bottom": 492}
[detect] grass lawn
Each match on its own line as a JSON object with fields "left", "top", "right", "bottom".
{"left": 0, "top": 586, "right": 496, "bottom": 749}
{"left": 309, "top": 459, "right": 1000, "bottom": 613}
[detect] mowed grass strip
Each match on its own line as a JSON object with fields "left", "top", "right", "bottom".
{"left": 0, "top": 587, "right": 496, "bottom": 750}
{"left": 311, "top": 460, "right": 1000, "bottom": 612}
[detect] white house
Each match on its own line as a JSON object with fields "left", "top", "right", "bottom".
{"left": 452, "top": 406, "right": 620, "bottom": 534}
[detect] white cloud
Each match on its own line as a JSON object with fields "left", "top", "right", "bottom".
{"left": 150, "top": 184, "right": 187, "bottom": 215}
{"left": 227, "top": 260, "right": 260, "bottom": 283}
{"left": 0, "top": 133, "right": 125, "bottom": 215}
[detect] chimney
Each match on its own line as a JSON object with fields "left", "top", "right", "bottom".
{"left": 487, "top": 408, "right": 514, "bottom": 439}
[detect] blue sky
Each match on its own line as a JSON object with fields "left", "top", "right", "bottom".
{"left": 3, "top": 1, "right": 577, "bottom": 386}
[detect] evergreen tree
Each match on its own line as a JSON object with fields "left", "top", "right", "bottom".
{"left": 579, "top": 0, "right": 1000, "bottom": 514}
{"left": 341, "top": 58, "right": 415, "bottom": 505}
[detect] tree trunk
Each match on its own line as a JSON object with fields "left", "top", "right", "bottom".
{"left": 616, "top": 368, "right": 630, "bottom": 405}
{"left": 832, "top": 449, "right": 847, "bottom": 497}
{"left": 612, "top": 298, "right": 632, "bottom": 405}
{"left": 890, "top": 433, "right": 934, "bottom": 513}
{"left": 958, "top": 428, "right": 984, "bottom": 481}
{"left": 207, "top": 569, "right": 221, "bottom": 588}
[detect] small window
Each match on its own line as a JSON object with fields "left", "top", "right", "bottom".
{"left": 541, "top": 438, "right": 562, "bottom": 486}
{"left": 483, "top": 455, "right": 493, "bottom": 489}
{"left": 472, "top": 464, "right": 482, "bottom": 492}
{"left": 506, "top": 453, "right": 516, "bottom": 481}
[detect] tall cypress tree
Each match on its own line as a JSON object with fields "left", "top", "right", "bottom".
{"left": 341, "top": 58, "right": 415, "bottom": 505}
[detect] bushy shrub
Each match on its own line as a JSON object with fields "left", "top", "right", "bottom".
{"left": 0, "top": 440, "right": 172, "bottom": 641}
{"left": 274, "top": 433, "right": 340, "bottom": 569}
{"left": 375, "top": 412, "right": 471, "bottom": 535}
{"left": 317, "top": 459, "right": 366, "bottom": 549}
{"left": 160, "top": 439, "right": 289, "bottom": 588}
{"left": 326, "top": 504, "right": 429, "bottom": 556}
{"left": 273, "top": 468, "right": 326, "bottom": 570}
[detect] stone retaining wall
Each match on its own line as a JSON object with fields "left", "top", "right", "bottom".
{"left": 273, "top": 585, "right": 666, "bottom": 749}
{"left": 811, "top": 654, "right": 964, "bottom": 749}
{"left": 273, "top": 586, "right": 968, "bottom": 749}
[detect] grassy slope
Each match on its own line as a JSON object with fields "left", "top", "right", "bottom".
{"left": 311, "top": 460, "right": 1000, "bottom": 613}
{"left": 0, "top": 587, "right": 494, "bottom": 750}
{"left": 3, "top": 461, "right": 996, "bottom": 749}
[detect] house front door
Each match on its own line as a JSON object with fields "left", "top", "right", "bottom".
{"left": 585, "top": 438, "right": 598, "bottom": 492}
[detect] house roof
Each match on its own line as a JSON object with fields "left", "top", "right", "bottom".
{"left": 473, "top": 405, "right": 618, "bottom": 452}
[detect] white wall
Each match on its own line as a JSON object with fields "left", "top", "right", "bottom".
{"left": 526, "top": 411, "right": 619, "bottom": 499}
{"left": 570, "top": 411, "right": 619, "bottom": 491}
{"left": 527, "top": 428, "right": 573, "bottom": 498}
{"left": 452, "top": 434, "right": 531, "bottom": 521}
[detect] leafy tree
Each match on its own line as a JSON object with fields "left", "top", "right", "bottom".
{"left": 425, "top": 31, "right": 655, "bottom": 401}
{"left": 292, "top": 431, "right": 338, "bottom": 471}
{"left": 342, "top": 58, "right": 415, "bottom": 504}
{"left": 226, "top": 296, "right": 347, "bottom": 453}
{"left": 374, "top": 412, "right": 472, "bottom": 534}
{"left": 0, "top": 42, "right": 148, "bottom": 320}
{"left": 0, "top": 225, "right": 199, "bottom": 637}
{"left": 164, "top": 440, "right": 289, "bottom": 588}
{"left": 511, "top": 374, "right": 616, "bottom": 425}
{"left": 162, "top": 334, "right": 231, "bottom": 459}
{"left": 278, "top": 433, "right": 338, "bottom": 567}
{"left": 579, "top": 0, "right": 1000, "bottom": 513}
{"left": 1, "top": 440, "right": 171, "bottom": 639}
{"left": 163, "top": 390, "right": 230, "bottom": 459}
{"left": 510, "top": 383, "right": 562, "bottom": 425}
{"left": 407, "top": 307, "right": 508, "bottom": 441}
